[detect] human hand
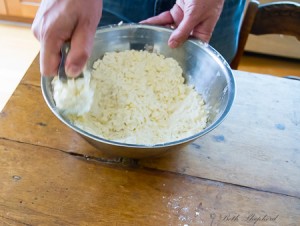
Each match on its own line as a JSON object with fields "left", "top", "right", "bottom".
{"left": 140, "top": 0, "right": 224, "bottom": 48}
{"left": 32, "top": 0, "right": 102, "bottom": 77}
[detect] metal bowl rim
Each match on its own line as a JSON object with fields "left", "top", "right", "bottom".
{"left": 41, "top": 23, "right": 235, "bottom": 149}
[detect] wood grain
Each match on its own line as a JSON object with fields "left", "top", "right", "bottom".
{"left": 0, "top": 83, "right": 109, "bottom": 159}
{"left": 20, "top": 53, "right": 41, "bottom": 87}
{"left": 1, "top": 138, "right": 299, "bottom": 226}
{"left": 238, "top": 53, "right": 300, "bottom": 77}
{"left": 231, "top": 1, "right": 300, "bottom": 69}
{"left": 141, "top": 72, "right": 300, "bottom": 197}
{"left": 5, "top": 0, "right": 39, "bottom": 18}
{"left": 251, "top": 2, "right": 300, "bottom": 39}
{"left": 0, "top": 0, "right": 40, "bottom": 22}
{"left": 245, "top": 35, "right": 300, "bottom": 61}
{"left": 1, "top": 48, "right": 300, "bottom": 225}
{"left": 0, "top": 24, "right": 39, "bottom": 112}
{"left": 1, "top": 55, "right": 299, "bottom": 199}
{"left": 0, "top": 0, "right": 7, "bottom": 15}
{"left": 230, "top": 0, "right": 259, "bottom": 69}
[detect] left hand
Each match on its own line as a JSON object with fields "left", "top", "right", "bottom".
{"left": 140, "top": 0, "right": 225, "bottom": 48}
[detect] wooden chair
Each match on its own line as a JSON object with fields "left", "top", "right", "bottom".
{"left": 230, "top": 0, "right": 300, "bottom": 70}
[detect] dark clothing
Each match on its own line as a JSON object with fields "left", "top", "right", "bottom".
{"left": 100, "top": 0, "right": 246, "bottom": 63}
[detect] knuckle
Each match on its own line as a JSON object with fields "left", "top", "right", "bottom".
{"left": 41, "top": 25, "right": 54, "bottom": 42}
{"left": 31, "top": 18, "right": 42, "bottom": 40}
{"left": 39, "top": 16, "right": 59, "bottom": 42}
{"left": 31, "top": 24, "right": 39, "bottom": 39}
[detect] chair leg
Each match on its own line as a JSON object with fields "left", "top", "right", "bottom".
{"left": 230, "top": 0, "right": 259, "bottom": 70}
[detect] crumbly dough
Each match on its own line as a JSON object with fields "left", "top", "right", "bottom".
{"left": 52, "top": 70, "right": 94, "bottom": 115}
{"left": 53, "top": 50, "right": 208, "bottom": 145}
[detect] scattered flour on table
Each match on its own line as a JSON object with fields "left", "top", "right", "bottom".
{"left": 52, "top": 50, "right": 208, "bottom": 145}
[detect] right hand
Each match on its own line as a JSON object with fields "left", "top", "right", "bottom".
{"left": 32, "top": 0, "right": 102, "bottom": 77}
{"left": 141, "top": 0, "right": 224, "bottom": 48}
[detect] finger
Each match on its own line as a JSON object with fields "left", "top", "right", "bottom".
{"left": 31, "top": 2, "right": 46, "bottom": 41}
{"left": 140, "top": 11, "right": 174, "bottom": 25}
{"left": 40, "top": 34, "right": 63, "bottom": 76}
{"left": 65, "top": 22, "right": 96, "bottom": 78}
{"left": 168, "top": 10, "right": 199, "bottom": 48}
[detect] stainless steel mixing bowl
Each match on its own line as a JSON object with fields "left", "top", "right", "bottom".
{"left": 41, "top": 24, "right": 235, "bottom": 159}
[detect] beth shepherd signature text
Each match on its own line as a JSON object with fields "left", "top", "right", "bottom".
{"left": 210, "top": 213, "right": 279, "bottom": 225}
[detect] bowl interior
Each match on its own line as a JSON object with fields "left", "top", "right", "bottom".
{"left": 42, "top": 24, "right": 235, "bottom": 148}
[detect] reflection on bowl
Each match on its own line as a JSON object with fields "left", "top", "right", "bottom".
{"left": 41, "top": 24, "right": 235, "bottom": 159}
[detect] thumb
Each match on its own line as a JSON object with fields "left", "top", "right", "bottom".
{"left": 65, "top": 24, "right": 95, "bottom": 77}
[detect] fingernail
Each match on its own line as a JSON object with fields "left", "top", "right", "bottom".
{"left": 169, "top": 40, "right": 179, "bottom": 48}
{"left": 66, "top": 65, "right": 81, "bottom": 78}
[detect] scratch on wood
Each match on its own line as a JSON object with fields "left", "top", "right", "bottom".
{"left": 212, "top": 186, "right": 224, "bottom": 210}
{"left": 290, "top": 111, "right": 300, "bottom": 126}
{"left": 212, "top": 135, "right": 225, "bottom": 143}
{"left": 12, "top": 175, "right": 22, "bottom": 181}
{"left": 36, "top": 122, "right": 47, "bottom": 127}
{"left": 68, "top": 151, "right": 139, "bottom": 168}
{"left": 0, "top": 111, "right": 7, "bottom": 118}
{"left": 190, "top": 142, "right": 201, "bottom": 149}
{"left": 0, "top": 215, "right": 32, "bottom": 226}
{"left": 275, "top": 123, "right": 285, "bottom": 130}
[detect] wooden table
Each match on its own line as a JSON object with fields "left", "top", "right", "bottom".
{"left": 0, "top": 55, "right": 299, "bottom": 226}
